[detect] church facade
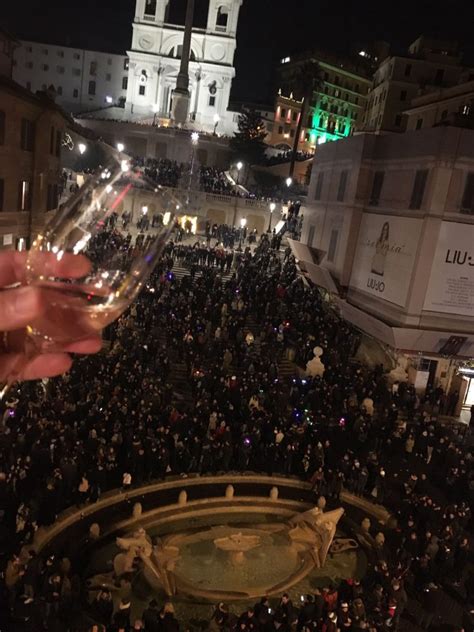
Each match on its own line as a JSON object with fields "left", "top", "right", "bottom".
{"left": 12, "top": 0, "right": 243, "bottom": 135}
{"left": 127, "top": 0, "right": 242, "bottom": 134}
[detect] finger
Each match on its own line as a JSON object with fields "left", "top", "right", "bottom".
{"left": 0, "top": 251, "right": 91, "bottom": 287}
{"left": 62, "top": 336, "right": 103, "bottom": 354}
{"left": 0, "top": 287, "right": 45, "bottom": 331}
{"left": 0, "top": 353, "right": 73, "bottom": 382}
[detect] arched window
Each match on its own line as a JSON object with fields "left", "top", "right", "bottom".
{"left": 216, "top": 6, "right": 229, "bottom": 32}
{"left": 168, "top": 46, "right": 196, "bottom": 61}
{"left": 144, "top": 0, "right": 157, "bottom": 17}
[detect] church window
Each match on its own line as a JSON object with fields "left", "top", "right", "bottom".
{"left": 122, "top": 77, "right": 128, "bottom": 90}
{"left": 139, "top": 85, "right": 146, "bottom": 96}
{"left": 209, "top": 95, "right": 216, "bottom": 107}
{"left": 216, "top": 6, "right": 229, "bottom": 32}
{"left": 144, "top": 0, "right": 157, "bottom": 16}
{"left": 88, "top": 80, "right": 96, "bottom": 95}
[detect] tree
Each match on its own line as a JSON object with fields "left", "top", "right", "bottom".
{"left": 288, "top": 61, "right": 323, "bottom": 179}
{"left": 230, "top": 109, "right": 267, "bottom": 166}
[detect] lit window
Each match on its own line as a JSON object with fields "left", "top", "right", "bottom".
{"left": 18, "top": 180, "right": 31, "bottom": 211}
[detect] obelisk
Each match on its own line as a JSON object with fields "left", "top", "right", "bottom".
{"left": 171, "top": 0, "right": 195, "bottom": 126}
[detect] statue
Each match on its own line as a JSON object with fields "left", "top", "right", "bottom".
{"left": 288, "top": 507, "right": 344, "bottom": 568}
{"left": 388, "top": 354, "right": 409, "bottom": 384}
{"left": 306, "top": 346, "right": 325, "bottom": 378}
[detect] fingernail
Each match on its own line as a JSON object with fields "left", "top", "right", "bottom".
{"left": 13, "top": 287, "right": 40, "bottom": 317}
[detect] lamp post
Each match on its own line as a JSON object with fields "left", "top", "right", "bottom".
{"left": 236, "top": 161, "right": 243, "bottom": 184}
{"left": 286, "top": 177, "right": 292, "bottom": 188}
{"left": 268, "top": 202, "right": 276, "bottom": 233}
{"left": 117, "top": 142, "right": 125, "bottom": 153}
{"left": 213, "top": 113, "right": 220, "bottom": 136}
{"left": 78, "top": 143, "right": 87, "bottom": 155}
{"left": 238, "top": 217, "right": 247, "bottom": 251}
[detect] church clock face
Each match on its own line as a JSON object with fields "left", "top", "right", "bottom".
{"left": 139, "top": 35, "right": 154, "bottom": 50}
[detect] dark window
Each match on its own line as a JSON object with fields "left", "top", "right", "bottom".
{"left": 314, "top": 172, "right": 324, "bottom": 200}
{"left": 327, "top": 229, "right": 339, "bottom": 262}
{"left": 89, "top": 61, "right": 97, "bottom": 76}
{"left": 209, "top": 95, "right": 216, "bottom": 107}
{"left": 400, "top": 90, "right": 407, "bottom": 101}
{"left": 216, "top": 6, "right": 228, "bottom": 30}
{"left": 461, "top": 172, "right": 474, "bottom": 214}
{"left": 72, "top": 68, "right": 81, "bottom": 76}
{"left": 124, "top": 58, "right": 129, "bottom": 70}
{"left": 57, "top": 50, "right": 64, "bottom": 58}
{"left": 337, "top": 170, "right": 348, "bottom": 202}
{"left": 319, "top": 116, "right": 324, "bottom": 127}
{"left": 0, "top": 178, "right": 4, "bottom": 211}
{"left": 441, "top": 109, "right": 448, "bottom": 119}
{"left": 73, "top": 88, "right": 79, "bottom": 98}
{"left": 88, "top": 81, "right": 96, "bottom": 95}
{"left": 106, "top": 73, "right": 111, "bottom": 81}
{"left": 307, "top": 115, "right": 312, "bottom": 127}
{"left": 416, "top": 118, "right": 423, "bottom": 130}
{"left": 281, "top": 108, "right": 286, "bottom": 118}
{"left": 122, "top": 76, "right": 128, "bottom": 90}
{"left": 278, "top": 126, "right": 283, "bottom": 134}
{"left": 57, "top": 66, "right": 64, "bottom": 74}
{"left": 139, "top": 85, "right": 146, "bottom": 96}
{"left": 395, "top": 114, "right": 402, "bottom": 126}
{"left": 144, "top": 0, "right": 157, "bottom": 15}
{"left": 324, "top": 72, "right": 329, "bottom": 81}
{"left": 307, "top": 225, "right": 316, "bottom": 247}
{"left": 334, "top": 76, "right": 339, "bottom": 85}
{"left": 369, "top": 171, "right": 384, "bottom": 206}
{"left": 73, "top": 52, "right": 80, "bottom": 60}
{"left": 292, "top": 111, "right": 298, "bottom": 121}
{"left": 290, "top": 129, "right": 295, "bottom": 138}
{"left": 20, "top": 118, "right": 35, "bottom": 151}
{"left": 55, "top": 130, "right": 62, "bottom": 157}
{"left": 405, "top": 64, "right": 412, "bottom": 77}
{"left": 47, "top": 184, "right": 59, "bottom": 211}
{"left": 354, "top": 96, "right": 359, "bottom": 104}
{"left": 435, "top": 68, "right": 444, "bottom": 84}
{"left": 0, "top": 111, "right": 5, "bottom": 145}
{"left": 42, "top": 64, "right": 49, "bottom": 71}
{"left": 409, "top": 169, "right": 428, "bottom": 210}
{"left": 18, "top": 180, "right": 32, "bottom": 211}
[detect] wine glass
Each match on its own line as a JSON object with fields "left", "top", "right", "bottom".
{"left": 0, "top": 157, "right": 177, "bottom": 399}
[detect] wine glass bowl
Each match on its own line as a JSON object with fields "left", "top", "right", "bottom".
{"left": 19, "top": 158, "right": 176, "bottom": 354}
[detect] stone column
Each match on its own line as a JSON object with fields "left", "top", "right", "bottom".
{"left": 171, "top": 0, "right": 195, "bottom": 125}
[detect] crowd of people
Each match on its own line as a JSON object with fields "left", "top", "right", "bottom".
{"left": 264, "top": 150, "right": 314, "bottom": 167}
{"left": 0, "top": 234, "right": 473, "bottom": 632}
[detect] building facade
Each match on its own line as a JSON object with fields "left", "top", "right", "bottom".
{"left": 276, "top": 52, "right": 372, "bottom": 150}
{"left": 126, "top": 0, "right": 242, "bottom": 134}
{"left": 13, "top": 42, "right": 130, "bottom": 114}
{"left": 11, "top": 0, "right": 242, "bottom": 135}
{"left": 362, "top": 36, "right": 466, "bottom": 133}
{"left": 296, "top": 126, "right": 474, "bottom": 410}
{"left": 0, "top": 75, "right": 68, "bottom": 250}
{"left": 404, "top": 80, "right": 474, "bottom": 131}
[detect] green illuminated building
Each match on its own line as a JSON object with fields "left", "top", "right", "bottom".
{"left": 276, "top": 51, "right": 373, "bottom": 150}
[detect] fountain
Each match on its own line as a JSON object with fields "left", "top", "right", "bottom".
{"left": 213, "top": 532, "right": 261, "bottom": 565}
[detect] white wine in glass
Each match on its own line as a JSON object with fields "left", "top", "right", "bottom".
{"left": 0, "top": 158, "right": 176, "bottom": 398}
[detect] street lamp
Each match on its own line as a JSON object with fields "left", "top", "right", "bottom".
{"left": 236, "top": 161, "right": 243, "bottom": 184}
{"left": 268, "top": 202, "right": 276, "bottom": 233}
{"left": 78, "top": 143, "right": 87, "bottom": 155}
{"left": 152, "top": 104, "right": 159, "bottom": 126}
{"left": 213, "top": 113, "right": 220, "bottom": 136}
{"left": 141, "top": 206, "right": 148, "bottom": 215}
{"left": 117, "top": 142, "right": 125, "bottom": 153}
{"left": 286, "top": 177, "right": 293, "bottom": 188}
{"left": 191, "top": 132, "right": 200, "bottom": 145}
{"left": 238, "top": 217, "right": 247, "bottom": 251}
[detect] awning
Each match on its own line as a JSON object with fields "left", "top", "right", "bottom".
{"left": 287, "top": 238, "right": 326, "bottom": 265}
{"left": 337, "top": 299, "right": 474, "bottom": 358}
{"left": 301, "top": 260, "right": 339, "bottom": 295}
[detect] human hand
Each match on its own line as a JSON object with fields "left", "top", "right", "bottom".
{"left": 0, "top": 251, "right": 102, "bottom": 383}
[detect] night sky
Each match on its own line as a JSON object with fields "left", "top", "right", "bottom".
{"left": 3, "top": 0, "right": 474, "bottom": 103}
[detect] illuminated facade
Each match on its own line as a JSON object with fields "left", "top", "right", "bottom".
{"left": 275, "top": 52, "right": 372, "bottom": 151}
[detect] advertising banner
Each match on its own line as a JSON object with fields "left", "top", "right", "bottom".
{"left": 350, "top": 214, "right": 422, "bottom": 307}
{"left": 423, "top": 222, "right": 474, "bottom": 317}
